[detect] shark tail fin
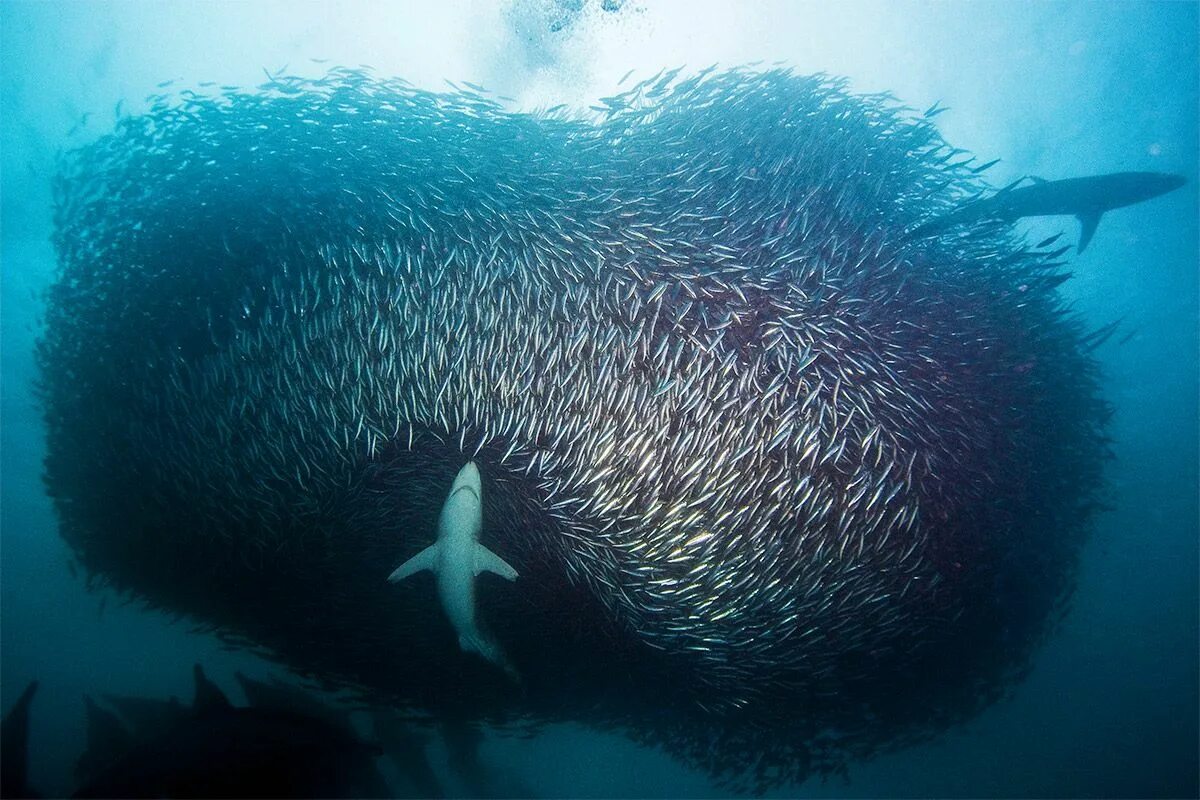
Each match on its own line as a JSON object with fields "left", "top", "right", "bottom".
{"left": 458, "top": 634, "right": 522, "bottom": 684}
{"left": 473, "top": 544, "right": 518, "bottom": 580}
{"left": 388, "top": 543, "right": 439, "bottom": 582}
{"left": 1077, "top": 211, "right": 1103, "bottom": 253}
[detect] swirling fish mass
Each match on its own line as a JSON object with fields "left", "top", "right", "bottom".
{"left": 39, "top": 66, "right": 1109, "bottom": 790}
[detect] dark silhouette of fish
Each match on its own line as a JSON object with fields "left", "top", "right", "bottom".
{"left": 235, "top": 668, "right": 445, "bottom": 797}
{"left": 370, "top": 711, "right": 445, "bottom": 799}
{"left": 915, "top": 171, "right": 1186, "bottom": 252}
{"left": 439, "top": 715, "right": 538, "bottom": 799}
{"left": 3, "top": 665, "right": 394, "bottom": 799}
{"left": 75, "top": 695, "right": 135, "bottom": 788}
{"left": 2, "top": 681, "right": 40, "bottom": 799}
{"left": 72, "top": 664, "right": 391, "bottom": 798}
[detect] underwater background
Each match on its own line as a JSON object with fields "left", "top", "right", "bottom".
{"left": 2, "top": 1, "right": 1196, "bottom": 797}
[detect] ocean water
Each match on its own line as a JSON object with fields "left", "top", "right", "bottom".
{"left": 1, "top": 1, "right": 1197, "bottom": 797}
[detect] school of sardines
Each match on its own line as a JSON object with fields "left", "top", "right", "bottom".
{"left": 39, "top": 65, "right": 1107, "bottom": 789}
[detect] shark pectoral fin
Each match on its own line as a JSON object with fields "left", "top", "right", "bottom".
{"left": 388, "top": 543, "right": 439, "bottom": 582}
{"left": 473, "top": 544, "right": 518, "bottom": 581}
{"left": 1077, "top": 211, "right": 1102, "bottom": 253}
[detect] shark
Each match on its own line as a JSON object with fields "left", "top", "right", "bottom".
{"left": 388, "top": 462, "right": 519, "bottom": 675}
{"left": 1, "top": 666, "right": 390, "bottom": 799}
{"left": 913, "top": 171, "right": 1186, "bottom": 252}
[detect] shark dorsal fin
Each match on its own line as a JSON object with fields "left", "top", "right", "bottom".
{"left": 77, "top": 695, "right": 134, "bottom": 784}
{"left": 1, "top": 681, "right": 38, "bottom": 799}
{"left": 1077, "top": 212, "right": 1103, "bottom": 253}
{"left": 235, "top": 672, "right": 354, "bottom": 734}
{"left": 103, "top": 693, "right": 186, "bottom": 738}
{"left": 192, "top": 664, "right": 232, "bottom": 713}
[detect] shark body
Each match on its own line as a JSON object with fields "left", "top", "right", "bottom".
{"left": 387, "top": 462, "right": 518, "bottom": 673}
{"left": 915, "top": 171, "right": 1186, "bottom": 252}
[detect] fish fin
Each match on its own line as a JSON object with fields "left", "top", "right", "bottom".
{"left": 370, "top": 712, "right": 444, "bottom": 799}
{"left": 1029, "top": 175, "right": 1047, "bottom": 184}
{"left": 388, "top": 543, "right": 439, "bottom": 582}
{"left": 994, "top": 176, "right": 1032, "bottom": 196}
{"left": 235, "top": 672, "right": 356, "bottom": 735}
{"left": 456, "top": 633, "right": 512, "bottom": 676}
{"left": 473, "top": 544, "right": 518, "bottom": 580}
{"left": 1, "top": 681, "right": 38, "bottom": 799}
{"left": 192, "top": 664, "right": 232, "bottom": 713}
{"left": 103, "top": 692, "right": 186, "bottom": 738}
{"left": 77, "top": 695, "right": 133, "bottom": 784}
{"left": 1077, "top": 211, "right": 1102, "bottom": 252}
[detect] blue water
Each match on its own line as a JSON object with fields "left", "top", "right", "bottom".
{"left": 2, "top": 1, "right": 1196, "bottom": 796}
